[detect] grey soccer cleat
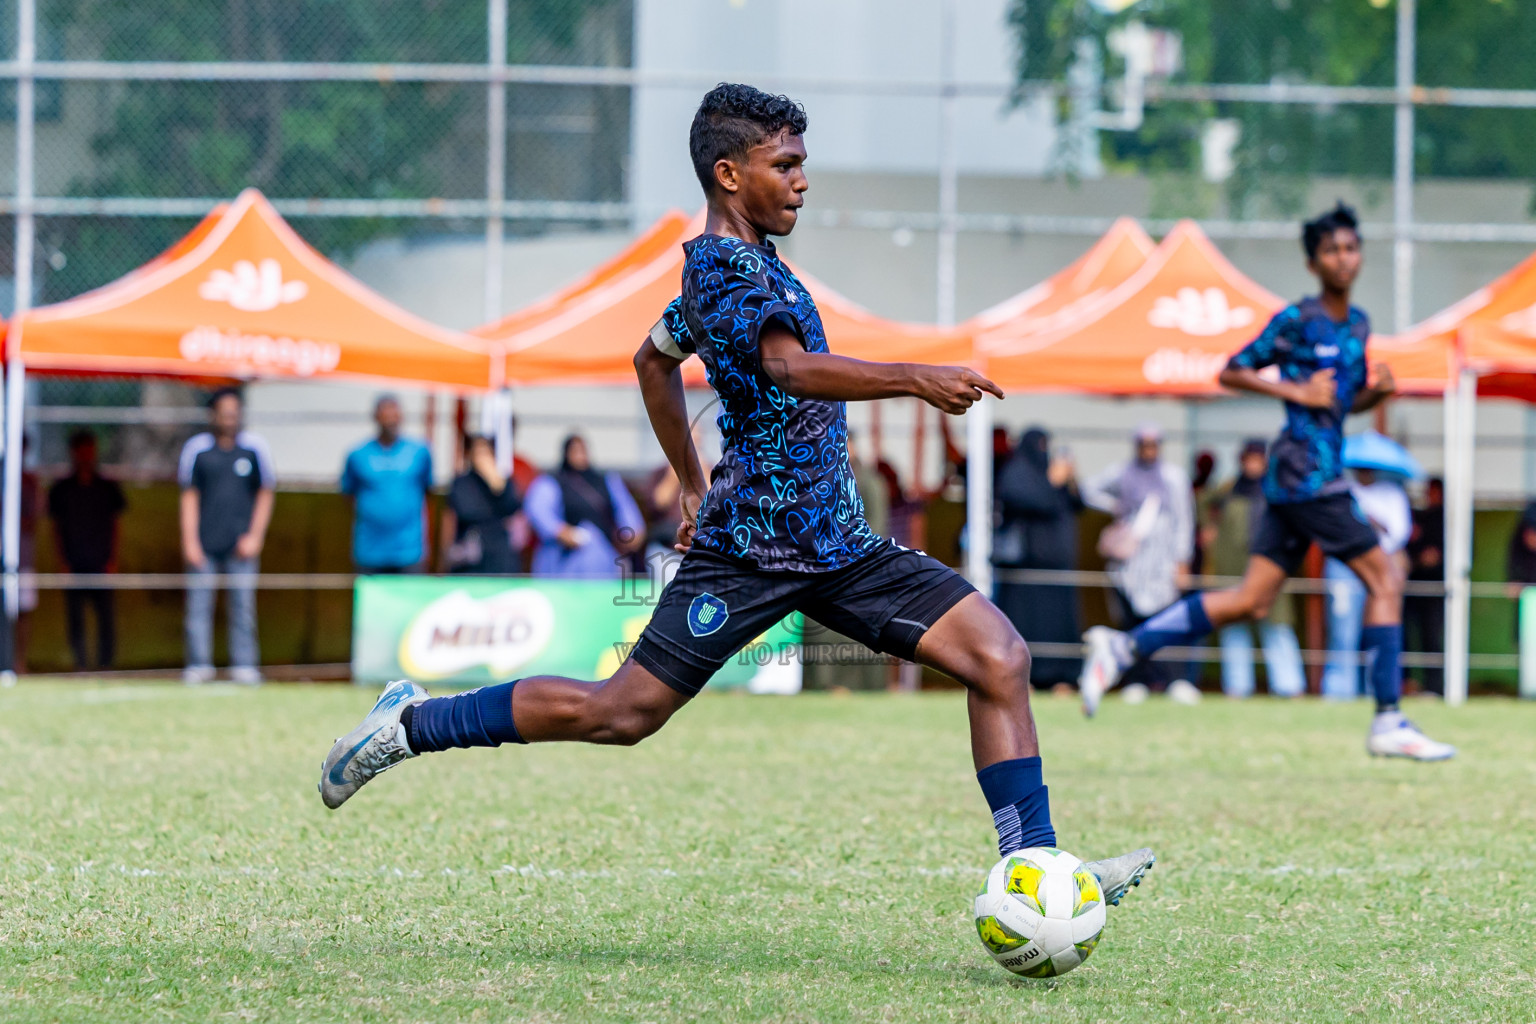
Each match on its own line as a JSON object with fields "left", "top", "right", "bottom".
{"left": 318, "top": 679, "right": 430, "bottom": 810}
{"left": 1082, "top": 847, "right": 1156, "bottom": 907}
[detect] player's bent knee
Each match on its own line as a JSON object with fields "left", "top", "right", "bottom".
{"left": 971, "top": 635, "right": 1031, "bottom": 695}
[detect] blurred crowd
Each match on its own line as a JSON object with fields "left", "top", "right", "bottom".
{"left": 19, "top": 388, "right": 1536, "bottom": 693}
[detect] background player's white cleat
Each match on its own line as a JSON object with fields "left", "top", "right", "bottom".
{"left": 1367, "top": 711, "right": 1456, "bottom": 761}
{"left": 319, "top": 680, "right": 430, "bottom": 809}
{"left": 1079, "top": 626, "right": 1131, "bottom": 717}
{"left": 1167, "top": 678, "right": 1203, "bottom": 705}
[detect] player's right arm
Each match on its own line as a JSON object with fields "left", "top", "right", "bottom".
{"left": 634, "top": 324, "right": 709, "bottom": 553}
{"left": 1217, "top": 309, "right": 1335, "bottom": 409}
{"left": 759, "top": 322, "right": 1002, "bottom": 414}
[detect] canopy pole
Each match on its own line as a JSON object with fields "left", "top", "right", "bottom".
{"left": 1392, "top": 0, "right": 1416, "bottom": 333}
{"left": 2, "top": 0, "right": 36, "bottom": 683}
{"left": 1443, "top": 368, "right": 1475, "bottom": 706}
{"left": 966, "top": 397, "right": 994, "bottom": 594}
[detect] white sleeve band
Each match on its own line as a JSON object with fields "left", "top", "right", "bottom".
{"left": 650, "top": 317, "right": 688, "bottom": 361}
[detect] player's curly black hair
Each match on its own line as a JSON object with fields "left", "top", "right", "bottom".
{"left": 1302, "top": 201, "right": 1360, "bottom": 262}
{"left": 689, "top": 83, "right": 808, "bottom": 195}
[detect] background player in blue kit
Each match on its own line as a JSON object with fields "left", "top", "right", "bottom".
{"left": 1079, "top": 203, "right": 1456, "bottom": 761}
{"left": 319, "top": 83, "right": 1155, "bottom": 903}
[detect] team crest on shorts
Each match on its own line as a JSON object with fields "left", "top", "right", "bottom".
{"left": 687, "top": 593, "right": 729, "bottom": 637}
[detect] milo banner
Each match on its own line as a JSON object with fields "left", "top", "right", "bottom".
{"left": 352, "top": 575, "right": 802, "bottom": 692}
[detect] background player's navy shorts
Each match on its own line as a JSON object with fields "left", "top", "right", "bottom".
{"left": 631, "top": 540, "right": 977, "bottom": 696}
{"left": 1251, "top": 491, "right": 1380, "bottom": 573}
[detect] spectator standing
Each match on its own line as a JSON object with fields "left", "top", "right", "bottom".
{"left": 341, "top": 394, "right": 433, "bottom": 574}
{"left": 441, "top": 434, "right": 523, "bottom": 574}
{"left": 178, "top": 388, "right": 274, "bottom": 685}
{"left": 994, "top": 427, "right": 1085, "bottom": 690}
{"left": 1083, "top": 423, "right": 1200, "bottom": 705}
{"left": 1322, "top": 464, "right": 1413, "bottom": 699}
{"left": 1200, "top": 439, "right": 1305, "bottom": 698}
{"left": 526, "top": 435, "right": 644, "bottom": 578}
{"left": 1406, "top": 477, "right": 1445, "bottom": 695}
{"left": 48, "top": 430, "right": 126, "bottom": 671}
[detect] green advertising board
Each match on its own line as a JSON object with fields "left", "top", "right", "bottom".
{"left": 352, "top": 576, "right": 802, "bottom": 691}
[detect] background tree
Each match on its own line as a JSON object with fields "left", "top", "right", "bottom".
{"left": 1008, "top": 0, "right": 1536, "bottom": 217}
{"left": 37, "top": 0, "right": 625, "bottom": 301}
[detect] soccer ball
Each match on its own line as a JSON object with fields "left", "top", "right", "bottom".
{"left": 973, "top": 847, "right": 1107, "bottom": 978}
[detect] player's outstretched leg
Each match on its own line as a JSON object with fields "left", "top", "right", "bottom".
{"left": 319, "top": 661, "right": 691, "bottom": 809}
{"left": 915, "top": 592, "right": 1155, "bottom": 905}
{"left": 1079, "top": 557, "right": 1288, "bottom": 717}
{"left": 1348, "top": 548, "right": 1456, "bottom": 761}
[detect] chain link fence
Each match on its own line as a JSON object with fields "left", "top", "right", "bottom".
{"left": 1, "top": 0, "right": 1534, "bottom": 681}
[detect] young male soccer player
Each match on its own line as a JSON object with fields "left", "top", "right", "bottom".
{"left": 1079, "top": 202, "right": 1456, "bottom": 761}
{"left": 320, "top": 84, "right": 1155, "bottom": 901}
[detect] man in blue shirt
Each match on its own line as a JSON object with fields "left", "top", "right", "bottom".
{"left": 319, "top": 84, "right": 1155, "bottom": 912}
{"left": 1079, "top": 203, "right": 1455, "bottom": 761}
{"left": 340, "top": 395, "right": 433, "bottom": 573}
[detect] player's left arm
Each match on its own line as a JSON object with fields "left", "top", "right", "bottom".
{"left": 1351, "top": 361, "right": 1396, "bottom": 413}
{"left": 758, "top": 322, "right": 1002, "bottom": 413}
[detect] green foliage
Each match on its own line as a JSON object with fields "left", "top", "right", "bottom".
{"left": 35, "top": 0, "right": 623, "bottom": 300}
{"left": 1008, "top": 0, "right": 1536, "bottom": 215}
{"left": 1, "top": 686, "right": 1533, "bottom": 1021}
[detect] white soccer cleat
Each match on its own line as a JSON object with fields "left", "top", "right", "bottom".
{"left": 319, "top": 679, "right": 431, "bottom": 809}
{"left": 1120, "top": 682, "right": 1149, "bottom": 705}
{"left": 1366, "top": 712, "right": 1456, "bottom": 761}
{"left": 1079, "top": 626, "right": 1131, "bottom": 718}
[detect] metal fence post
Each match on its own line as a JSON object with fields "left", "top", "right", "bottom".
{"left": 2, "top": 0, "right": 36, "bottom": 681}
{"left": 483, "top": 0, "right": 508, "bottom": 325}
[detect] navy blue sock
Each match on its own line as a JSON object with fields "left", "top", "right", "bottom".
{"left": 976, "top": 756, "right": 1056, "bottom": 857}
{"left": 1130, "top": 594, "right": 1213, "bottom": 659}
{"left": 1361, "top": 624, "right": 1403, "bottom": 713}
{"left": 406, "top": 681, "right": 525, "bottom": 753}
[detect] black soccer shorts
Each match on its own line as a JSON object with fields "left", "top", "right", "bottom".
{"left": 1251, "top": 491, "right": 1381, "bottom": 574}
{"left": 630, "top": 540, "right": 977, "bottom": 696}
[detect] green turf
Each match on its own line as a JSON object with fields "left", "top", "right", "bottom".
{"left": 1, "top": 683, "right": 1533, "bottom": 1023}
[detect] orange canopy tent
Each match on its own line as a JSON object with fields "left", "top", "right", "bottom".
{"left": 483, "top": 210, "right": 973, "bottom": 386}
{"left": 979, "top": 220, "right": 1452, "bottom": 397}
{"left": 6, "top": 188, "right": 495, "bottom": 391}
{"left": 967, "top": 217, "right": 1154, "bottom": 348}
{"left": 1391, "top": 247, "right": 1536, "bottom": 401}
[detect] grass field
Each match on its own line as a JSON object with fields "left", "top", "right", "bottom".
{"left": 1, "top": 682, "right": 1533, "bottom": 1023}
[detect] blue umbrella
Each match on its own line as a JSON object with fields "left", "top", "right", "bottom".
{"left": 1342, "top": 431, "right": 1423, "bottom": 480}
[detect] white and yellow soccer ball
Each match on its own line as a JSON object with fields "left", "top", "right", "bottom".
{"left": 973, "top": 847, "right": 1107, "bottom": 978}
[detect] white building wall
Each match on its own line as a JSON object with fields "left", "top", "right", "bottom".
{"left": 629, "top": 0, "right": 1055, "bottom": 217}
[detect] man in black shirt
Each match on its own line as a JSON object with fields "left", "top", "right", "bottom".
{"left": 177, "top": 388, "right": 274, "bottom": 685}
{"left": 48, "top": 431, "right": 126, "bottom": 670}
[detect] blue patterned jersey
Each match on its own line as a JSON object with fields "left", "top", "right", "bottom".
{"left": 660, "top": 234, "right": 882, "bottom": 572}
{"left": 1227, "top": 296, "right": 1370, "bottom": 505}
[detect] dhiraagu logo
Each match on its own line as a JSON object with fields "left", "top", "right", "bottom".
{"left": 688, "top": 593, "right": 729, "bottom": 637}
{"left": 398, "top": 589, "right": 556, "bottom": 680}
